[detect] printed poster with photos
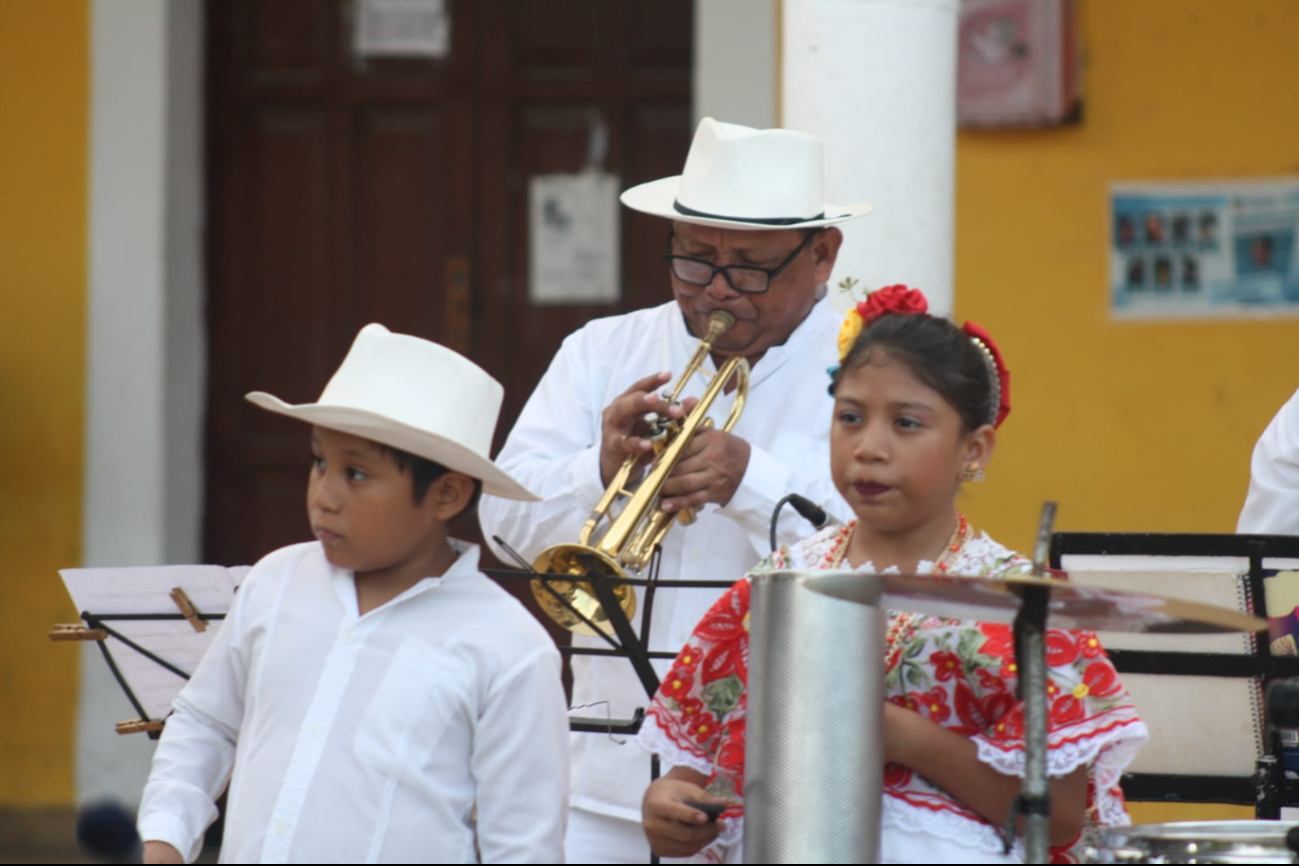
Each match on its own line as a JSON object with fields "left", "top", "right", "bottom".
{"left": 1110, "top": 178, "right": 1299, "bottom": 320}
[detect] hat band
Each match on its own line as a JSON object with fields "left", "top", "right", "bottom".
{"left": 673, "top": 199, "right": 825, "bottom": 226}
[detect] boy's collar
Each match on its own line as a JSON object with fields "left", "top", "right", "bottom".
{"left": 325, "top": 540, "right": 483, "bottom": 618}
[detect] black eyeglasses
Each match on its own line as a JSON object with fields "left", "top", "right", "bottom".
{"left": 663, "top": 229, "right": 820, "bottom": 295}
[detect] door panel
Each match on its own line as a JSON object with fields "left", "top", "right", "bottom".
{"left": 204, "top": 1, "right": 694, "bottom": 611}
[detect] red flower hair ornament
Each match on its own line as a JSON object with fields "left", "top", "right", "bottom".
{"left": 834, "top": 284, "right": 1012, "bottom": 428}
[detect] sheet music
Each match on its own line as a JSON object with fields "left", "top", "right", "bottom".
{"left": 60, "top": 565, "right": 247, "bottom": 721}
{"left": 1123, "top": 674, "right": 1260, "bottom": 776}
{"left": 1059, "top": 550, "right": 1268, "bottom": 777}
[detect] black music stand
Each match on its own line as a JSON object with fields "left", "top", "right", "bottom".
{"left": 486, "top": 537, "right": 735, "bottom": 735}
{"left": 52, "top": 607, "right": 229, "bottom": 739}
{"left": 1051, "top": 531, "right": 1299, "bottom": 815}
{"left": 51, "top": 565, "right": 247, "bottom": 738}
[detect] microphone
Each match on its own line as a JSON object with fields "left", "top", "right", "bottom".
{"left": 787, "top": 494, "right": 839, "bottom": 531}
{"left": 76, "top": 800, "right": 143, "bottom": 864}
{"left": 769, "top": 494, "right": 841, "bottom": 552}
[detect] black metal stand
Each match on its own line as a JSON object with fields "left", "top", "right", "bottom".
{"left": 1008, "top": 583, "right": 1053, "bottom": 863}
{"left": 1050, "top": 531, "right": 1299, "bottom": 813}
{"left": 76, "top": 609, "right": 227, "bottom": 739}
{"left": 995, "top": 504, "right": 1058, "bottom": 863}
{"left": 486, "top": 555, "right": 733, "bottom": 731}
{"left": 488, "top": 541, "right": 736, "bottom": 866}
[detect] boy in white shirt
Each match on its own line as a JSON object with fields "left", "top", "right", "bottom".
{"left": 138, "top": 324, "right": 570, "bottom": 863}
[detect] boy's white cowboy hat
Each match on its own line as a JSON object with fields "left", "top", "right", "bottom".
{"left": 246, "top": 324, "right": 538, "bottom": 501}
{"left": 620, "top": 117, "right": 873, "bottom": 231}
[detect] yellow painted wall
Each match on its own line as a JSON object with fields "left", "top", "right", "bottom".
{"left": 0, "top": 0, "right": 87, "bottom": 806}
{"left": 960, "top": 0, "right": 1299, "bottom": 549}
{"left": 957, "top": 0, "right": 1299, "bottom": 822}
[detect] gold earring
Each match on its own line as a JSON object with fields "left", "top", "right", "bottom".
{"left": 960, "top": 464, "right": 985, "bottom": 483}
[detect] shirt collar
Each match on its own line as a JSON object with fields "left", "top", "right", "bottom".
{"left": 327, "top": 539, "right": 483, "bottom": 619}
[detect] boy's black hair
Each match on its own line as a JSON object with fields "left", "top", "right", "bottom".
{"left": 376, "top": 443, "right": 483, "bottom": 519}
{"left": 830, "top": 313, "right": 995, "bottom": 433}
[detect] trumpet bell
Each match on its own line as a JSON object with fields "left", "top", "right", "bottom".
{"left": 532, "top": 545, "right": 638, "bottom": 638}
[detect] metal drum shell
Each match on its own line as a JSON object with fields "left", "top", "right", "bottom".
{"left": 1084, "top": 821, "right": 1299, "bottom": 864}
{"left": 746, "top": 571, "right": 885, "bottom": 864}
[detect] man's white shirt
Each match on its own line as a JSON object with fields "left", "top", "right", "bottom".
{"left": 1239, "top": 387, "right": 1299, "bottom": 535}
{"left": 138, "top": 541, "right": 570, "bottom": 863}
{"left": 478, "top": 299, "right": 849, "bottom": 820}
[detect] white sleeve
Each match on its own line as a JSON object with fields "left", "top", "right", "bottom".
{"left": 472, "top": 644, "right": 571, "bottom": 864}
{"left": 481, "top": 322, "right": 850, "bottom": 562}
{"left": 720, "top": 439, "right": 851, "bottom": 555}
{"left": 1238, "top": 388, "right": 1299, "bottom": 535}
{"left": 479, "top": 330, "right": 609, "bottom": 564}
{"left": 137, "top": 583, "right": 253, "bottom": 863}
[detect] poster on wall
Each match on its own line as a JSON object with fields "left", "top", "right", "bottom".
{"left": 957, "top": 0, "right": 1080, "bottom": 128}
{"left": 1110, "top": 178, "right": 1299, "bottom": 320}
{"left": 529, "top": 172, "right": 620, "bottom": 305}
{"left": 353, "top": 0, "right": 450, "bottom": 59}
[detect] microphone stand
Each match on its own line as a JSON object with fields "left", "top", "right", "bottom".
{"left": 769, "top": 493, "right": 838, "bottom": 552}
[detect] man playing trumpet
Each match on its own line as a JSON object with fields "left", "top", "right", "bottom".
{"left": 479, "top": 117, "right": 871, "bottom": 863}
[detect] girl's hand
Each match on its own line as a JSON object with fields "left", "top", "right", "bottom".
{"left": 143, "top": 840, "right": 184, "bottom": 864}
{"left": 642, "top": 770, "right": 728, "bottom": 858}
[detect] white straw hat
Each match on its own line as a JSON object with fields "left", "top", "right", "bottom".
{"left": 246, "top": 324, "right": 538, "bottom": 501}
{"left": 620, "top": 117, "right": 873, "bottom": 231}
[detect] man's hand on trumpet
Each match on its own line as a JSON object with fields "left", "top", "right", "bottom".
{"left": 600, "top": 379, "right": 751, "bottom": 511}
{"left": 599, "top": 371, "right": 687, "bottom": 486}
{"left": 656, "top": 398, "right": 751, "bottom": 512}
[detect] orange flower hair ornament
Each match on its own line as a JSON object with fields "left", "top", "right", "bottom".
{"left": 831, "top": 284, "right": 1011, "bottom": 428}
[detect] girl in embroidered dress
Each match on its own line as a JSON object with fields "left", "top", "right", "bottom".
{"left": 636, "top": 286, "right": 1147, "bottom": 864}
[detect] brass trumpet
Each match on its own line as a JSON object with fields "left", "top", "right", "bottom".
{"left": 532, "top": 310, "right": 750, "bottom": 636}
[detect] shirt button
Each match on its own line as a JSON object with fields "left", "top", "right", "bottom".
{"left": 274, "top": 821, "right": 288, "bottom": 837}
{"left": 310, "top": 723, "right": 323, "bottom": 737}
{"left": 342, "top": 630, "right": 356, "bottom": 644}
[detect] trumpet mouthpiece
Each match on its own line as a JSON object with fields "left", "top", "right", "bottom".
{"left": 707, "top": 310, "right": 737, "bottom": 335}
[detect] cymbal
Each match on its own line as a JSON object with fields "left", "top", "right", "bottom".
{"left": 789, "top": 569, "right": 1266, "bottom": 634}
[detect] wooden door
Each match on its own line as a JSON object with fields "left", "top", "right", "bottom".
{"left": 203, "top": 1, "right": 694, "bottom": 577}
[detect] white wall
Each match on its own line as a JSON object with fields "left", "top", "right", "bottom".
{"left": 79, "top": 0, "right": 205, "bottom": 806}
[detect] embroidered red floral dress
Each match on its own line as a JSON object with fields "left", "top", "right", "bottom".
{"left": 638, "top": 523, "right": 1148, "bottom": 864}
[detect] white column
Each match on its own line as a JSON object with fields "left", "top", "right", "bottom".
{"left": 782, "top": 0, "right": 959, "bottom": 315}
{"left": 694, "top": 0, "right": 777, "bottom": 129}
{"left": 80, "top": 0, "right": 205, "bottom": 806}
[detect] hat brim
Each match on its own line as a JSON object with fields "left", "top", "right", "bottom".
{"left": 621, "top": 176, "right": 873, "bottom": 230}
{"left": 246, "top": 392, "right": 539, "bottom": 502}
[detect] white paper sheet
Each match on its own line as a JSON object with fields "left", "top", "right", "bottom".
{"left": 1122, "top": 673, "right": 1261, "bottom": 776}
{"left": 59, "top": 565, "right": 248, "bottom": 722}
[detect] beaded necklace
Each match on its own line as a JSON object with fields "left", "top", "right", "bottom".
{"left": 822, "top": 514, "right": 974, "bottom": 671}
